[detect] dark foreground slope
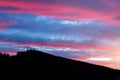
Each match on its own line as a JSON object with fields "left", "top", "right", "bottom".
{"left": 0, "top": 50, "right": 120, "bottom": 80}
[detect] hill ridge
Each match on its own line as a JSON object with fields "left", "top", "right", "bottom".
{"left": 0, "top": 49, "right": 120, "bottom": 80}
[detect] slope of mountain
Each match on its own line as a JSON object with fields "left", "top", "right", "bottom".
{"left": 0, "top": 49, "right": 120, "bottom": 80}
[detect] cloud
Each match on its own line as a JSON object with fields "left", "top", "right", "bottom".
{"left": 0, "top": 13, "right": 120, "bottom": 44}
{"left": 0, "top": 20, "right": 16, "bottom": 29}
{"left": 0, "top": 6, "right": 23, "bottom": 11}
{"left": 114, "top": 16, "right": 120, "bottom": 20}
{"left": 0, "top": 0, "right": 119, "bottom": 24}
{"left": 0, "top": 13, "right": 120, "bottom": 58}
{"left": 4, "top": 0, "right": 110, "bottom": 11}
{"left": 0, "top": 43, "right": 30, "bottom": 54}
{"left": 113, "top": 0, "right": 120, "bottom": 3}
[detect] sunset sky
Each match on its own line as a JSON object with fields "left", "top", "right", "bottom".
{"left": 0, "top": 0, "right": 120, "bottom": 69}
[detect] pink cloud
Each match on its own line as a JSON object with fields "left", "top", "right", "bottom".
{"left": 0, "top": 0, "right": 120, "bottom": 24}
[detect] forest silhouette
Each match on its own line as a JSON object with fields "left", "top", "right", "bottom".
{"left": 0, "top": 49, "right": 120, "bottom": 80}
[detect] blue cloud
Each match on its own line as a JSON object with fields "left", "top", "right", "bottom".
{"left": 0, "top": 12, "right": 120, "bottom": 59}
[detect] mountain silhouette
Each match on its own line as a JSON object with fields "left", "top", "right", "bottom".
{"left": 0, "top": 49, "right": 120, "bottom": 80}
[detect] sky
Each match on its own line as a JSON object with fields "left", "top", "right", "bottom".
{"left": 0, "top": 0, "right": 120, "bottom": 69}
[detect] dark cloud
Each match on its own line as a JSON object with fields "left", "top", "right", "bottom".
{"left": 59, "top": 0, "right": 111, "bottom": 11}
{"left": 113, "top": 0, "right": 120, "bottom": 3}
{"left": 0, "top": 6, "right": 23, "bottom": 11}
{"left": 114, "top": 16, "right": 120, "bottom": 20}
{"left": 5, "top": 0, "right": 50, "bottom": 2}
